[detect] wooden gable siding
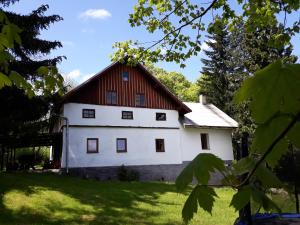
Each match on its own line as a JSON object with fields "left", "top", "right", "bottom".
{"left": 68, "top": 64, "right": 179, "bottom": 110}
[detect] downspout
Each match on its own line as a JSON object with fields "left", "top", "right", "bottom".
{"left": 64, "top": 117, "right": 69, "bottom": 174}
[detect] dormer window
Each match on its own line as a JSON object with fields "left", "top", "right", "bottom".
{"left": 122, "top": 71, "right": 129, "bottom": 81}
{"left": 106, "top": 91, "right": 117, "bottom": 105}
{"left": 135, "top": 93, "right": 145, "bottom": 107}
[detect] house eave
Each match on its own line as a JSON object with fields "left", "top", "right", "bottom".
{"left": 183, "top": 124, "right": 238, "bottom": 130}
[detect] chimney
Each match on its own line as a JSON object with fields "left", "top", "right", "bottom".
{"left": 199, "top": 94, "right": 207, "bottom": 104}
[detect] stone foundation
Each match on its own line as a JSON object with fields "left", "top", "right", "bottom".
{"left": 64, "top": 161, "right": 232, "bottom": 185}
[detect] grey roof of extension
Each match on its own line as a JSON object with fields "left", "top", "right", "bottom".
{"left": 181, "top": 102, "right": 239, "bottom": 129}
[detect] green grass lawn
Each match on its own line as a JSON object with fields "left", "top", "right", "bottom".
{"left": 0, "top": 172, "right": 237, "bottom": 225}
{"left": 0, "top": 173, "right": 298, "bottom": 225}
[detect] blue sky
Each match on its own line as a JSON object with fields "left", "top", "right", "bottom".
{"left": 6, "top": 0, "right": 300, "bottom": 84}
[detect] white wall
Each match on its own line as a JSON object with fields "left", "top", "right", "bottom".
{"left": 60, "top": 103, "right": 234, "bottom": 168}
{"left": 63, "top": 103, "right": 179, "bottom": 128}
{"left": 180, "top": 126, "right": 234, "bottom": 161}
{"left": 61, "top": 127, "right": 181, "bottom": 168}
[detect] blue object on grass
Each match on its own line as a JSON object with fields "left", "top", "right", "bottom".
{"left": 235, "top": 213, "right": 300, "bottom": 225}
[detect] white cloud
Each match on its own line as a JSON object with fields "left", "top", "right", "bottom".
{"left": 63, "top": 70, "right": 95, "bottom": 84}
{"left": 79, "top": 9, "right": 112, "bottom": 20}
{"left": 63, "top": 69, "right": 81, "bottom": 80}
{"left": 80, "top": 73, "right": 94, "bottom": 83}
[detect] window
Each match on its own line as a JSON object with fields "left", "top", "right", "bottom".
{"left": 116, "top": 138, "right": 127, "bottom": 153}
{"left": 135, "top": 94, "right": 145, "bottom": 106}
{"left": 87, "top": 138, "right": 98, "bottom": 153}
{"left": 82, "top": 109, "right": 95, "bottom": 118}
{"left": 155, "top": 139, "right": 165, "bottom": 152}
{"left": 106, "top": 91, "right": 117, "bottom": 105}
{"left": 122, "top": 111, "right": 133, "bottom": 119}
{"left": 156, "top": 112, "right": 166, "bottom": 121}
{"left": 122, "top": 71, "right": 129, "bottom": 81}
{"left": 201, "top": 133, "right": 210, "bottom": 150}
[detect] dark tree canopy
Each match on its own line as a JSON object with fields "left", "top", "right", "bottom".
{"left": 0, "top": 1, "right": 64, "bottom": 136}
{"left": 199, "top": 17, "right": 231, "bottom": 113}
{"left": 4, "top": 4, "right": 64, "bottom": 80}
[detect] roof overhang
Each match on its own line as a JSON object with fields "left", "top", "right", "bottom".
{"left": 183, "top": 124, "right": 238, "bottom": 129}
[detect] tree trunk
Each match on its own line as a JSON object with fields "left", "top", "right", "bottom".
{"left": 291, "top": 145, "right": 299, "bottom": 213}
{"left": 238, "top": 132, "right": 252, "bottom": 225}
{"left": 0, "top": 146, "right": 3, "bottom": 171}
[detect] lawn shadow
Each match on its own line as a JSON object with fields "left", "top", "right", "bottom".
{"left": 0, "top": 172, "right": 185, "bottom": 225}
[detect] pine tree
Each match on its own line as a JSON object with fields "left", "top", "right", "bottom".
{"left": 0, "top": 1, "right": 64, "bottom": 136}
{"left": 198, "top": 17, "right": 231, "bottom": 113}
{"left": 3, "top": 3, "right": 64, "bottom": 79}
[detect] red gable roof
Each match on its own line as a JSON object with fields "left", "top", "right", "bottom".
{"left": 63, "top": 62, "right": 191, "bottom": 115}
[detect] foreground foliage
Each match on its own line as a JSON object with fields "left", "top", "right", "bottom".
{"left": 175, "top": 60, "right": 300, "bottom": 222}
{"left": 111, "top": 0, "right": 300, "bottom": 223}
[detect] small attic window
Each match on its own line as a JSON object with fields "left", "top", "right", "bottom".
{"left": 122, "top": 71, "right": 129, "bottom": 81}
{"left": 156, "top": 113, "right": 166, "bottom": 121}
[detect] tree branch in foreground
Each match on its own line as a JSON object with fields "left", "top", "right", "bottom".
{"left": 237, "top": 111, "right": 300, "bottom": 188}
{"left": 145, "top": 0, "right": 219, "bottom": 51}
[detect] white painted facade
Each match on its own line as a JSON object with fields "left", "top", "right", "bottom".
{"left": 61, "top": 102, "right": 236, "bottom": 168}
{"left": 180, "top": 127, "right": 234, "bottom": 161}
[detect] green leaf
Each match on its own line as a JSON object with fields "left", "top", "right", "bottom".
{"left": 9, "top": 71, "right": 26, "bottom": 88}
{"left": 235, "top": 60, "right": 300, "bottom": 124}
{"left": 1, "top": 23, "right": 22, "bottom": 47}
{"left": 251, "top": 115, "right": 290, "bottom": 167}
{"left": 287, "top": 121, "right": 300, "bottom": 149}
{"left": 230, "top": 185, "right": 251, "bottom": 211}
{"left": 176, "top": 162, "right": 194, "bottom": 192}
{"left": 230, "top": 184, "right": 281, "bottom": 212}
{"left": 232, "top": 157, "right": 256, "bottom": 176}
{"left": 251, "top": 186, "right": 281, "bottom": 212}
{"left": 196, "top": 186, "right": 218, "bottom": 214}
{"left": 182, "top": 186, "right": 198, "bottom": 223}
{"left": 37, "top": 66, "right": 49, "bottom": 76}
{"left": 266, "top": 138, "right": 289, "bottom": 167}
{"left": 252, "top": 115, "right": 291, "bottom": 153}
{"left": 255, "top": 164, "right": 282, "bottom": 188}
{"left": 0, "top": 72, "right": 12, "bottom": 88}
{"left": 176, "top": 153, "right": 226, "bottom": 191}
{"left": 182, "top": 185, "right": 218, "bottom": 223}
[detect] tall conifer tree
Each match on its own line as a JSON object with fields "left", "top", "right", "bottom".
{"left": 0, "top": 1, "right": 64, "bottom": 136}
{"left": 198, "top": 17, "right": 231, "bottom": 113}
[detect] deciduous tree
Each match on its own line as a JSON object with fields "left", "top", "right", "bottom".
{"left": 112, "top": 0, "right": 300, "bottom": 223}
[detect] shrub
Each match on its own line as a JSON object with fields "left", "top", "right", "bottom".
{"left": 14, "top": 147, "right": 51, "bottom": 170}
{"left": 117, "top": 165, "right": 139, "bottom": 181}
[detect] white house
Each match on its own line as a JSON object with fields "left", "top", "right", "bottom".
{"left": 58, "top": 62, "right": 238, "bottom": 181}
